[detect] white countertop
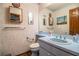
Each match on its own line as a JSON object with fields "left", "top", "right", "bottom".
{"left": 36, "top": 33, "right": 49, "bottom": 37}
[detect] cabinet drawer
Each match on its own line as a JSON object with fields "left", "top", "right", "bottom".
{"left": 39, "top": 47, "right": 52, "bottom": 56}
{"left": 38, "top": 40, "right": 73, "bottom": 56}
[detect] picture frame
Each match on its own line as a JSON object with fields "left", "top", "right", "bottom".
{"left": 28, "top": 12, "right": 33, "bottom": 25}
{"left": 43, "top": 15, "right": 46, "bottom": 25}
{"left": 12, "top": 3, "right": 20, "bottom": 8}
{"left": 57, "top": 15, "right": 67, "bottom": 25}
{"left": 48, "top": 13, "right": 53, "bottom": 26}
{"left": 7, "top": 6, "right": 22, "bottom": 24}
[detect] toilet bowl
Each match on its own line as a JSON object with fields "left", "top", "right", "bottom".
{"left": 30, "top": 43, "right": 40, "bottom": 56}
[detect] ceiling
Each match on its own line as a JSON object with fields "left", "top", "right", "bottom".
{"left": 47, "top": 3, "right": 69, "bottom": 11}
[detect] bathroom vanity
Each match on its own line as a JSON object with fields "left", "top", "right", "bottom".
{"left": 36, "top": 32, "right": 49, "bottom": 42}
{"left": 36, "top": 33, "right": 79, "bottom": 56}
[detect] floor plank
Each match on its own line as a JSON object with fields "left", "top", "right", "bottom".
{"left": 17, "top": 50, "right": 32, "bottom": 56}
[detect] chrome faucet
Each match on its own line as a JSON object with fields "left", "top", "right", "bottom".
{"left": 60, "top": 35, "right": 66, "bottom": 40}
{"left": 60, "top": 35, "right": 62, "bottom": 39}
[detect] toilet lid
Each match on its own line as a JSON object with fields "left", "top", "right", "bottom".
{"left": 30, "top": 43, "right": 39, "bottom": 48}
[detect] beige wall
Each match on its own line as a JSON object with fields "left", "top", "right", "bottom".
{"left": 0, "top": 3, "right": 39, "bottom": 55}
{"left": 53, "top": 4, "right": 79, "bottom": 34}
{"left": 39, "top": 8, "right": 53, "bottom": 32}
{"left": 0, "top": 30, "right": 2, "bottom": 55}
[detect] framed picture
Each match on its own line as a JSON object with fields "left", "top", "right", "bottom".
{"left": 28, "top": 12, "right": 33, "bottom": 25}
{"left": 48, "top": 13, "right": 53, "bottom": 26}
{"left": 57, "top": 15, "right": 67, "bottom": 25}
{"left": 43, "top": 15, "right": 46, "bottom": 25}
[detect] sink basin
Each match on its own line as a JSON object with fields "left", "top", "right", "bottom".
{"left": 50, "top": 38, "right": 71, "bottom": 45}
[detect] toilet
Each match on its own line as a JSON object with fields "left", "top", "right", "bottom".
{"left": 30, "top": 43, "right": 40, "bottom": 56}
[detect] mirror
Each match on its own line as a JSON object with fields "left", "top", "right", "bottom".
{"left": 38, "top": 3, "right": 78, "bottom": 35}
{"left": 7, "top": 6, "right": 22, "bottom": 24}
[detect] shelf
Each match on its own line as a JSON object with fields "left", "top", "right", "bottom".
{"left": 0, "top": 24, "right": 26, "bottom": 30}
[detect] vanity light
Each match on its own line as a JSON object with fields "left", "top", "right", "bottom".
{"left": 28, "top": 12, "right": 33, "bottom": 25}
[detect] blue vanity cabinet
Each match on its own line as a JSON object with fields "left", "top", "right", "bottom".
{"left": 39, "top": 47, "right": 52, "bottom": 56}
{"left": 36, "top": 35, "right": 45, "bottom": 42}
{"left": 38, "top": 39, "right": 74, "bottom": 56}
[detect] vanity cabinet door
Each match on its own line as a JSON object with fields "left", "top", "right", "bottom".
{"left": 36, "top": 35, "right": 45, "bottom": 42}
{"left": 39, "top": 47, "right": 52, "bottom": 56}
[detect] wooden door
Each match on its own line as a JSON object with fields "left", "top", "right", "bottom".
{"left": 69, "top": 7, "right": 79, "bottom": 35}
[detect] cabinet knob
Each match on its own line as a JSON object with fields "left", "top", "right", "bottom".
{"left": 48, "top": 53, "right": 51, "bottom": 55}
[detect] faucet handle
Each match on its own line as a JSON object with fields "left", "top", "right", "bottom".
{"left": 60, "top": 35, "right": 62, "bottom": 39}
{"left": 61, "top": 35, "right": 66, "bottom": 40}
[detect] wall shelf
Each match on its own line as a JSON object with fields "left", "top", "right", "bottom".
{"left": 0, "top": 24, "right": 26, "bottom": 30}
